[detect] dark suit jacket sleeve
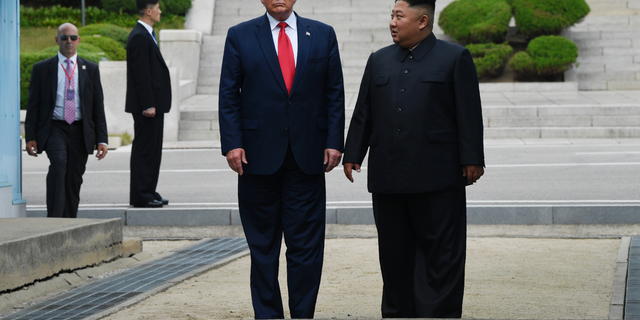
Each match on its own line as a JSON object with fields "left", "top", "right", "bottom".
{"left": 90, "top": 62, "right": 108, "bottom": 144}
{"left": 453, "top": 49, "right": 484, "bottom": 166}
{"left": 24, "top": 61, "right": 44, "bottom": 144}
{"left": 343, "top": 54, "right": 373, "bottom": 165}
{"left": 128, "top": 32, "right": 158, "bottom": 111}
{"left": 324, "top": 27, "right": 346, "bottom": 152}
{"left": 218, "top": 27, "right": 244, "bottom": 155}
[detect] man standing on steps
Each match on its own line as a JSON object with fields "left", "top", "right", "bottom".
{"left": 218, "top": 0, "right": 345, "bottom": 318}
{"left": 343, "top": 0, "right": 485, "bottom": 317}
{"left": 126, "top": 0, "right": 172, "bottom": 208}
{"left": 25, "top": 22, "right": 109, "bottom": 218}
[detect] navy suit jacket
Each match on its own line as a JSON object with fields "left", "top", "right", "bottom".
{"left": 344, "top": 33, "right": 485, "bottom": 193}
{"left": 25, "top": 56, "right": 108, "bottom": 154}
{"left": 218, "top": 13, "right": 345, "bottom": 176}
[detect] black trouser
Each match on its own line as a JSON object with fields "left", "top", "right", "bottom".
{"left": 372, "top": 187, "right": 467, "bottom": 318}
{"left": 130, "top": 113, "right": 164, "bottom": 206}
{"left": 45, "top": 120, "right": 88, "bottom": 218}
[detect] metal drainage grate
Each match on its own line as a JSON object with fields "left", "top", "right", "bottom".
{"left": 627, "top": 237, "right": 640, "bottom": 319}
{"left": 2, "top": 238, "right": 248, "bottom": 320}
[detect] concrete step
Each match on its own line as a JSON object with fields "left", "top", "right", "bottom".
{"left": 0, "top": 218, "right": 123, "bottom": 293}
{"left": 485, "top": 127, "right": 640, "bottom": 139}
{"left": 484, "top": 105, "right": 640, "bottom": 117}
{"left": 486, "top": 115, "right": 640, "bottom": 127}
{"left": 179, "top": 130, "right": 220, "bottom": 141}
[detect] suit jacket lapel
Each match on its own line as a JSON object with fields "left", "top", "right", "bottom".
{"left": 256, "top": 14, "right": 289, "bottom": 96}
{"left": 77, "top": 57, "right": 89, "bottom": 112}
{"left": 49, "top": 57, "right": 58, "bottom": 106}
{"left": 290, "top": 14, "right": 310, "bottom": 96}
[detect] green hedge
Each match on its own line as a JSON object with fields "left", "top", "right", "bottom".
{"left": 20, "top": 50, "right": 103, "bottom": 109}
{"left": 80, "top": 36, "right": 127, "bottom": 60}
{"left": 79, "top": 23, "right": 130, "bottom": 47}
{"left": 102, "top": 0, "right": 192, "bottom": 16}
{"left": 467, "top": 42, "right": 513, "bottom": 79}
{"left": 512, "top": 0, "right": 590, "bottom": 38}
{"left": 162, "top": 0, "right": 192, "bottom": 16}
{"left": 101, "top": 0, "right": 138, "bottom": 14}
{"left": 509, "top": 35, "right": 578, "bottom": 79}
{"left": 439, "top": 0, "right": 512, "bottom": 44}
{"left": 20, "top": 5, "right": 185, "bottom": 28}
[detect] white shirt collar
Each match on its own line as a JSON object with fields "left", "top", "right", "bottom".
{"left": 266, "top": 11, "right": 297, "bottom": 32}
{"left": 57, "top": 52, "right": 77, "bottom": 65}
{"left": 138, "top": 20, "right": 154, "bottom": 36}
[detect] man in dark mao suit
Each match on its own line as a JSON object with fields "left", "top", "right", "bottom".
{"left": 126, "top": 0, "right": 172, "bottom": 208}
{"left": 25, "top": 22, "right": 108, "bottom": 218}
{"left": 218, "top": 0, "right": 345, "bottom": 318}
{"left": 343, "top": 0, "right": 485, "bottom": 318}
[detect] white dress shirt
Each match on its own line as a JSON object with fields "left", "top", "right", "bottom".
{"left": 54, "top": 52, "right": 82, "bottom": 121}
{"left": 137, "top": 20, "right": 158, "bottom": 46}
{"left": 266, "top": 12, "right": 298, "bottom": 66}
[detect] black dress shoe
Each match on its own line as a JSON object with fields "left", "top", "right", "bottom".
{"left": 134, "top": 200, "right": 163, "bottom": 208}
{"left": 158, "top": 198, "right": 169, "bottom": 205}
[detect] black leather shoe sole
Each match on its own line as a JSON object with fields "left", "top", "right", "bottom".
{"left": 133, "top": 200, "right": 163, "bottom": 208}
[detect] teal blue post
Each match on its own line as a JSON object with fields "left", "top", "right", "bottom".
{"left": 0, "top": 0, "right": 27, "bottom": 217}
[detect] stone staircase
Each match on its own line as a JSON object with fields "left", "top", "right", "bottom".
{"left": 563, "top": 0, "right": 640, "bottom": 90}
{"left": 178, "top": 0, "right": 640, "bottom": 142}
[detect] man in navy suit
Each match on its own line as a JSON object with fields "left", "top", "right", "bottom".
{"left": 343, "top": 0, "right": 484, "bottom": 317}
{"left": 25, "top": 22, "right": 108, "bottom": 218}
{"left": 125, "top": 0, "right": 172, "bottom": 208}
{"left": 218, "top": 0, "right": 345, "bottom": 318}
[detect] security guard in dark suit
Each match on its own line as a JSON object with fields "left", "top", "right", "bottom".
{"left": 343, "top": 0, "right": 485, "bottom": 317}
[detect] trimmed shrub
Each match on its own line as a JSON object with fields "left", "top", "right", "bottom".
{"left": 79, "top": 23, "right": 130, "bottom": 47}
{"left": 467, "top": 42, "right": 513, "bottom": 79}
{"left": 19, "top": 50, "right": 102, "bottom": 109}
{"left": 509, "top": 35, "right": 578, "bottom": 79}
{"left": 38, "top": 43, "right": 108, "bottom": 60}
{"left": 512, "top": 0, "right": 590, "bottom": 38}
{"left": 162, "top": 0, "right": 192, "bottom": 16}
{"left": 439, "top": 0, "right": 512, "bottom": 44}
{"left": 80, "top": 36, "right": 127, "bottom": 60}
{"left": 20, "top": 5, "right": 185, "bottom": 28}
{"left": 101, "top": 0, "right": 138, "bottom": 14}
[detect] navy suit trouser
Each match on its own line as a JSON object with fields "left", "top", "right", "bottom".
{"left": 45, "top": 120, "right": 88, "bottom": 218}
{"left": 238, "top": 146, "right": 326, "bottom": 319}
{"left": 372, "top": 187, "right": 467, "bottom": 318}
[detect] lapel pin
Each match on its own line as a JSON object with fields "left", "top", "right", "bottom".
{"left": 306, "top": 31, "right": 311, "bottom": 36}
{"left": 82, "top": 65, "right": 86, "bottom": 70}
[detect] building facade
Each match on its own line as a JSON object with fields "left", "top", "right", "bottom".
{"left": 0, "top": 0, "right": 27, "bottom": 218}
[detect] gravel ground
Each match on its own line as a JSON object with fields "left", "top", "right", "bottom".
{"left": 102, "top": 237, "right": 619, "bottom": 320}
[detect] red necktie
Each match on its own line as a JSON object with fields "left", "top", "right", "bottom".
{"left": 277, "top": 22, "right": 295, "bottom": 95}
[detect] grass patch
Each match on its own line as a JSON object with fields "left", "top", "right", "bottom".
{"left": 20, "top": 27, "right": 58, "bottom": 53}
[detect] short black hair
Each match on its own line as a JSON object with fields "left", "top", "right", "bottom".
{"left": 396, "top": 0, "right": 436, "bottom": 12}
{"left": 137, "top": 0, "right": 159, "bottom": 16}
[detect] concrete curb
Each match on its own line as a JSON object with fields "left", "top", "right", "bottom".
{"left": 25, "top": 205, "right": 640, "bottom": 226}
{"left": 610, "top": 236, "right": 630, "bottom": 320}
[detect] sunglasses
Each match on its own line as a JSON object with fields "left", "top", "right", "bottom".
{"left": 59, "top": 35, "right": 79, "bottom": 41}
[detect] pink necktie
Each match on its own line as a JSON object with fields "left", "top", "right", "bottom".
{"left": 64, "top": 58, "right": 75, "bottom": 124}
{"left": 277, "top": 22, "right": 295, "bottom": 95}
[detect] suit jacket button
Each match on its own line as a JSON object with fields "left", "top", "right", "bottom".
{"left": 403, "top": 70, "right": 408, "bottom": 74}
{"left": 285, "top": 126, "right": 289, "bottom": 131}
{"left": 400, "top": 89, "right": 405, "bottom": 93}
{"left": 396, "top": 129, "right": 401, "bottom": 134}
{"left": 288, "top": 101, "right": 292, "bottom": 105}
{"left": 398, "top": 108, "right": 402, "bottom": 112}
